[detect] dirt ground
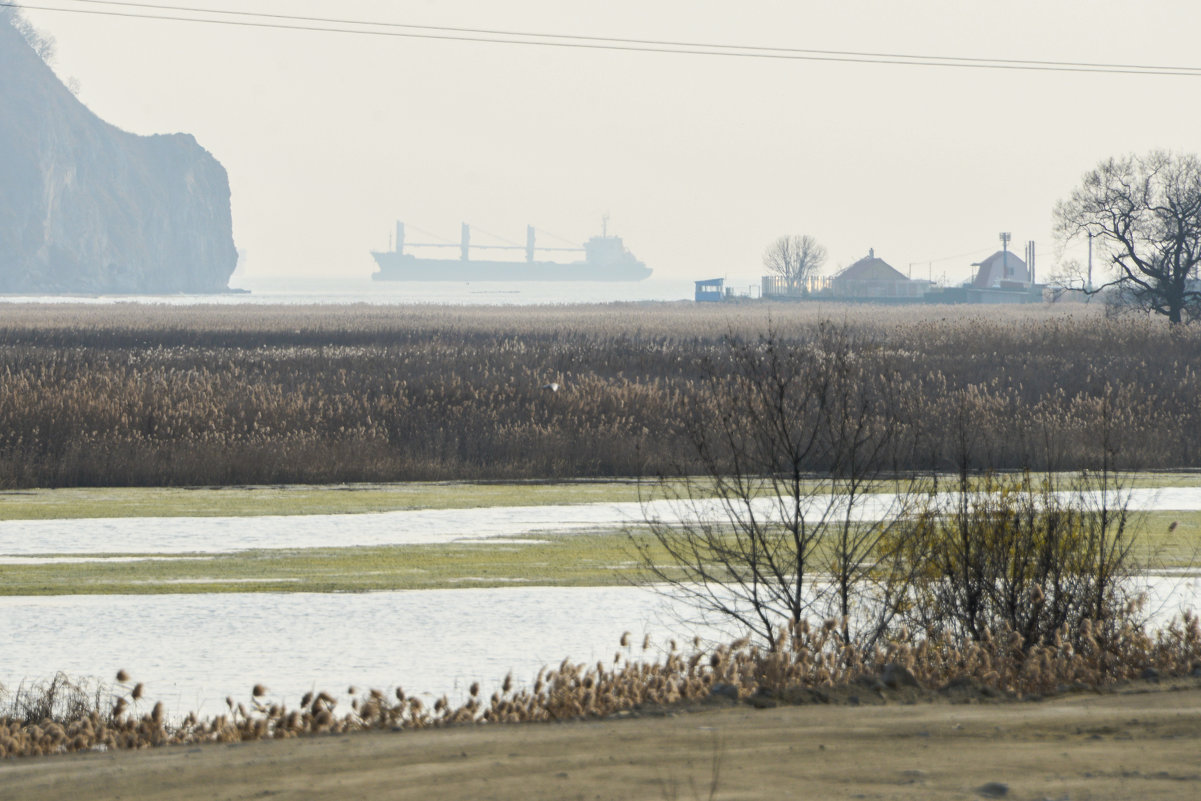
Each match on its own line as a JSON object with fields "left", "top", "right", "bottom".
{"left": 2, "top": 680, "right": 1200, "bottom": 801}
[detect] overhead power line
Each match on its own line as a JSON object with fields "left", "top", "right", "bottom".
{"left": 921, "top": 247, "right": 997, "bottom": 265}
{"left": 7, "top": 0, "right": 1201, "bottom": 76}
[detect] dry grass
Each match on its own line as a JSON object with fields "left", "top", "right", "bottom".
{"left": 2, "top": 614, "right": 1199, "bottom": 760}
{"left": 0, "top": 303, "right": 1196, "bottom": 487}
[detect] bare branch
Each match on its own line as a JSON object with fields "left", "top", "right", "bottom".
{"left": 1054, "top": 150, "right": 1201, "bottom": 324}
{"left": 762, "top": 235, "right": 827, "bottom": 295}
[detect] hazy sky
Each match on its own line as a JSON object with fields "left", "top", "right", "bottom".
{"left": 19, "top": 0, "right": 1201, "bottom": 286}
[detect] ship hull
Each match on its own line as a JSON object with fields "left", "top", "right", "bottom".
{"left": 371, "top": 253, "right": 652, "bottom": 282}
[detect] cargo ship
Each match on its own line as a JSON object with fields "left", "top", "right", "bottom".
{"left": 371, "top": 220, "right": 651, "bottom": 282}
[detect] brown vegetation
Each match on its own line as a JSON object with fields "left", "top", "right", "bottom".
{"left": 0, "top": 303, "right": 1196, "bottom": 488}
{"left": 7, "top": 687, "right": 1201, "bottom": 801}
{"left": 1, "top": 615, "right": 1198, "bottom": 759}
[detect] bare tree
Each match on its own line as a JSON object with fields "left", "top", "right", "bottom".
{"left": 762, "top": 235, "right": 826, "bottom": 295}
{"left": 1054, "top": 151, "right": 1201, "bottom": 324}
{"left": 3, "top": 6, "right": 56, "bottom": 64}
{"left": 633, "top": 323, "right": 924, "bottom": 650}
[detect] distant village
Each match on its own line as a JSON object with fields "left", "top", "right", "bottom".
{"left": 696, "top": 239, "right": 1047, "bottom": 305}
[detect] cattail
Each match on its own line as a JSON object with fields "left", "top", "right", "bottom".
{"left": 115, "top": 670, "right": 130, "bottom": 683}
{"left": 252, "top": 684, "right": 267, "bottom": 698}
{"left": 131, "top": 683, "right": 144, "bottom": 700}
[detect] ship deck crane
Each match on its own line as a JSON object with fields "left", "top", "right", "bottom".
{"left": 393, "top": 222, "right": 585, "bottom": 262}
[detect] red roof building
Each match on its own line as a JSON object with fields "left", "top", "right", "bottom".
{"left": 831, "top": 249, "right": 926, "bottom": 298}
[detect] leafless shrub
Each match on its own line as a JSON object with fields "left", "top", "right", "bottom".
{"left": 634, "top": 322, "right": 926, "bottom": 651}
{"left": 889, "top": 470, "right": 1142, "bottom": 652}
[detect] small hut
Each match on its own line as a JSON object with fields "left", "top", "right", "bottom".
{"left": 694, "top": 278, "right": 725, "bottom": 302}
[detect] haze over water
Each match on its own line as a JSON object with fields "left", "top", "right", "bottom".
{"left": 0, "top": 276, "right": 705, "bottom": 305}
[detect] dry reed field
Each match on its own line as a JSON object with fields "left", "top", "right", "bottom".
{"left": 0, "top": 302, "right": 1196, "bottom": 488}
{"left": 1, "top": 615, "right": 1199, "bottom": 760}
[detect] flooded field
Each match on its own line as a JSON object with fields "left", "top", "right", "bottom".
{"left": 2, "top": 487, "right": 1200, "bottom": 558}
{"left": 0, "top": 586, "right": 727, "bottom": 720}
{"left": 2, "top": 485, "right": 1199, "bottom": 722}
{"left": 1, "top": 577, "right": 1197, "bottom": 722}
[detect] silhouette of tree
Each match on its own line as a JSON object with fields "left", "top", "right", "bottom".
{"left": 1055, "top": 150, "right": 1201, "bottom": 324}
{"left": 762, "top": 235, "right": 826, "bottom": 295}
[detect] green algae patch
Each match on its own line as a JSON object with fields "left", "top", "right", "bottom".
{"left": 0, "top": 530, "right": 670, "bottom": 596}
{"left": 0, "top": 480, "right": 657, "bottom": 521}
{"left": 3, "top": 510, "right": 1197, "bottom": 597}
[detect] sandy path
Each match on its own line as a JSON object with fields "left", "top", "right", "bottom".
{"left": 2, "top": 681, "right": 1200, "bottom": 800}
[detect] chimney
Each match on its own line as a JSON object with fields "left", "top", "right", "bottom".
{"left": 869, "top": 248, "right": 875, "bottom": 259}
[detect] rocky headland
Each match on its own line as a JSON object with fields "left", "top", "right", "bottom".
{"left": 0, "top": 12, "right": 236, "bottom": 294}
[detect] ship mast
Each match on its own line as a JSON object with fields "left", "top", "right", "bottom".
{"left": 390, "top": 221, "right": 586, "bottom": 260}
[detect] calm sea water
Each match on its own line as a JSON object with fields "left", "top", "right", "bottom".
{"left": 0, "top": 275, "right": 705, "bottom": 306}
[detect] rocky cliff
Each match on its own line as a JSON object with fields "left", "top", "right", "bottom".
{"left": 0, "top": 15, "right": 237, "bottom": 293}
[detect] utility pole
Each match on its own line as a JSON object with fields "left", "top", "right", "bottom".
{"left": 1087, "top": 231, "right": 1093, "bottom": 291}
